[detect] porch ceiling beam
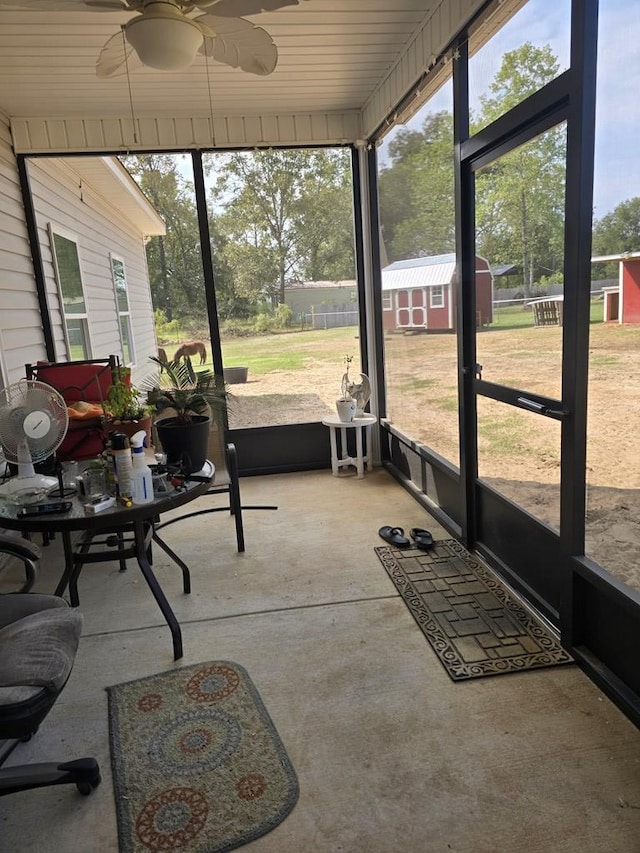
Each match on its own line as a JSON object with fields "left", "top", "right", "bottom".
{"left": 10, "top": 111, "right": 363, "bottom": 154}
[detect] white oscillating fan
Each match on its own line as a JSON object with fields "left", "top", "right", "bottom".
{"left": 0, "top": 380, "right": 69, "bottom": 500}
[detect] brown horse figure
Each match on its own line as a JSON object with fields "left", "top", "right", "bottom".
{"left": 174, "top": 340, "right": 207, "bottom": 365}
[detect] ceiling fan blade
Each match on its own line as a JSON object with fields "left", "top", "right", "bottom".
{"left": 194, "top": 0, "right": 302, "bottom": 17}
{"left": 88, "top": 0, "right": 138, "bottom": 7}
{"left": 0, "top": 0, "right": 131, "bottom": 9}
{"left": 96, "top": 29, "right": 143, "bottom": 78}
{"left": 197, "top": 13, "right": 277, "bottom": 75}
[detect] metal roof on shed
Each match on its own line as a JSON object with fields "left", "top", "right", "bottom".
{"left": 382, "top": 257, "right": 455, "bottom": 291}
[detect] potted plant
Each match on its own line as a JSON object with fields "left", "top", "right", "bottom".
{"left": 145, "top": 356, "right": 228, "bottom": 474}
{"left": 336, "top": 354, "right": 357, "bottom": 422}
{"left": 103, "top": 366, "right": 153, "bottom": 445}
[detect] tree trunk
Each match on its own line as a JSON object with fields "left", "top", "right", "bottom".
{"left": 520, "top": 188, "right": 530, "bottom": 297}
{"left": 158, "top": 236, "right": 172, "bottom": 321}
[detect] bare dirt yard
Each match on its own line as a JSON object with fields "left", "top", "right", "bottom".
{"left": 174, "top": 321, "right": 640, "bottom": 591}
{"left": 385, "top": 321, "right": 640, "bottom": 592}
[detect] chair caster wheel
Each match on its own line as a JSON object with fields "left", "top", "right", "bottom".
{"left": 76, "top": 772, "right": 101, "bottom": 795}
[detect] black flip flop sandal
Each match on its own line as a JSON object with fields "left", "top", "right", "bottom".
{"left": 378, "top": 526, "right": 411, "bottom": 548}
{"left": 410, "top": 528, "right": 435, "bottom": 550}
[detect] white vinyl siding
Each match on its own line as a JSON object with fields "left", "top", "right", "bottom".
{"left": 12, "top": 113, "right": 363, "bottom": 154}
{"left": 363, "top": 0, "right": 507, "bottom": 137}
{"left": 26, "top": 157, "right": 157, "bottom": 385}
{"left": 0, "top": 112, "right": 47, "bottom": 386}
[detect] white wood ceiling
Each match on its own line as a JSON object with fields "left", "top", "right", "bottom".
{"left": 0, "top": 0, "right": 488, "bottom": 152}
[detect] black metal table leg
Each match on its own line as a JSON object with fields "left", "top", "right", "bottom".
{"left": 134, "top": 520, "right": 183, "bottom": 660}
{"left": 68, "top": 538, "right": 92, "bottom": 607}
{"left": 54, "top": 531, "right": 75, "bottom": 597}
{"left": 151, "top": 529, "right": 191, "bottom": 594}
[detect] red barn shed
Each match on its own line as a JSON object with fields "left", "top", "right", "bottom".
{"left": 593, "top": 252, "right": 640, "bottom": 324}
{"left": 381, "top": 254, "right": 493, "bottom": 331}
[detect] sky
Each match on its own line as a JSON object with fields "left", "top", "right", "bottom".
{"left": 379, "top": 0, "right": 639, "bottom": 220}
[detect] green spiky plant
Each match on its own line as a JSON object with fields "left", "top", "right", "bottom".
{"left": 145, "top": 356, "right": 228, "bottom": 425}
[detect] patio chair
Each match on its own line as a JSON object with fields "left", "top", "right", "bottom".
{"left": 24, "top": 356, "right": 122, "bottom": 554}
{"left": 25, "top": 356, "right": 120, "bottom": 463}
{"left": 0, "top": 593, "right": 101, "bottom": 797}
{"left": 154, "top": 421, "right": 247, "bottom": 551}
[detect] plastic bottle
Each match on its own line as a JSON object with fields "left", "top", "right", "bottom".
{"left": 130, "top": 430, "right": 154, "bottom": 504}
{"left": 110, "top": 431, "right": 133, "bottom": 501}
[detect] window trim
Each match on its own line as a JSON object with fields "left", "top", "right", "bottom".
{"left": 110, "top": 253, "right": 135, "bottom": 366}
{"left": 430, "top": 285, "right": 445, "bottom": 308}
{"left": 48, "top": 224, "right": 91, "bottom": 360}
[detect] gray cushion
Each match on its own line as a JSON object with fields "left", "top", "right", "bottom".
{"left": 0, "top": 603, "right": 82, "bottom": 708}
{"left": 0, "top": 593, "right": 68, "bottom": 631}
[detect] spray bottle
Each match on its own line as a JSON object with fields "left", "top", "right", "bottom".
{"left": 130, "top": 430, "right": 154, "bottom": 504}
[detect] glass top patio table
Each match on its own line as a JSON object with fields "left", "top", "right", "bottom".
{"left": 0, "top": 469, "right": 214, "bottom": 660}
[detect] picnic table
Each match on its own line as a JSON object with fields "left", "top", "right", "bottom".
{"left": 527, "top": 295, "right": 564, "bottom": 326}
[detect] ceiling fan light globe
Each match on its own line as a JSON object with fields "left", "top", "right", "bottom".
{"left": 125, "top": 14, "right": 203, "bottom": 71}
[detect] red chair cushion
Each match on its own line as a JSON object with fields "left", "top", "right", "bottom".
{"left": 33, "top": 362, "right": 114, "bottom": 405}
{"left": 29, "top": 360, "right": 118, "bottom": 461}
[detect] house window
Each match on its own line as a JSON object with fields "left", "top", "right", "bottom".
{"left": 50, "top": 228, "right": 90, "bottom": 359}
{"left": 430, "top": 285, "right": 444, "bottom": 308}
{"left": 382, "top": 292, "right": 392, "bottom": 310}
{"left": 110, "top": 255, "right": 134, "bottom": 365}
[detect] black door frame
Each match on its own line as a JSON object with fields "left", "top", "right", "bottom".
{"left": 374, "top": 0, "right": 640, "bottom": 727}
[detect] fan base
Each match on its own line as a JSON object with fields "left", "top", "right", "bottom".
{"left": 0, "top": 475, "right": 59, "bottom": 504}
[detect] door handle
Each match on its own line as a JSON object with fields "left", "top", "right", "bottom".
{"left": 516, "top": 397, "right": 568, "bottom": 419}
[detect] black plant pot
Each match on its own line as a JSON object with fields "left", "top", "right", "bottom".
{"left": 155, "top": 415, "right": 210, "bottom": 474}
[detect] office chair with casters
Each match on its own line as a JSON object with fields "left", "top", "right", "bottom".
{"left": 0, "top": 593, "right": 101, "bottom": 797}
{"left": 0, "top": 533, "right": 41, "bottom": 593}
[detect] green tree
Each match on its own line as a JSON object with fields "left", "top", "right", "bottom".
{"left": 592, "top": 197, "right": 640, "bottom": 278}
{"left": 378, "top": 111, "right": 455, "bottom": 262}
{"left": 211, "top": 148, "right": 355, "bottom": 309}
{"left": 120, "top": 154, "right": 202, "bottom": 320}
{"left": 121, "top": 154, "right": 235, "bottom": 324}
{"left": 296, "top": 152, "right": 355, "bottom": 282}
{"left": 473, "top": 44, "right": 566, "bottom": 296}
{"left": 473, "top": 42, "right": 560, "bottom": 124}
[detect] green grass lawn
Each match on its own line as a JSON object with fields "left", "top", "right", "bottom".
{"left": 490, "top": 298, "right": 603, "bottom": 330}
{"left": 219, "top": 326, "right": 359, "bottom": 375}
{"left": 159, "top": 301, "right": 608, "bottom": 381}
{"left": 158, "top": 298, "right": 615, "bottom": 381}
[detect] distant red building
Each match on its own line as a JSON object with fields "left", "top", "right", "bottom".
{"left": 594, "top": 253, "right": 640, "bottom": 324}
{"left": 381, "top": 254, "right": 493, "bottom": 331}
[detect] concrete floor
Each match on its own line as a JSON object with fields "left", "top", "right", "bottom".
{"left": 1, "top": 468, "right": 640, "bottom": 852}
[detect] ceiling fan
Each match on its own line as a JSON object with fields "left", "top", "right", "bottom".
{"left": 0, "top": 0, "right": 307, "bottom": 77}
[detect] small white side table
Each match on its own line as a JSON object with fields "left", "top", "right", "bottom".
{"left": 321, "top": 415, "right": 377, "bottom": 478}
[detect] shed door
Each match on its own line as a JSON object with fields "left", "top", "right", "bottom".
{"left": 396, "top": 289, "right": 427, "bottom": 328}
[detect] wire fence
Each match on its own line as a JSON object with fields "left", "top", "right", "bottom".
{"left": 296, "top": 286, "right": 612, "bottom": 331}
{"left": 302, "top": 309, "right": 360, "bottom": 330}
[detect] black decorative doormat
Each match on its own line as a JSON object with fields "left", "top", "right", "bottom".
{"left": 375, "top": 539, "right": 572, "bottom": 681}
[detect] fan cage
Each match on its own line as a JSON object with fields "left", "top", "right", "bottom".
{"left": 0, "top": 380, "right": 69, "bottom": 463}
